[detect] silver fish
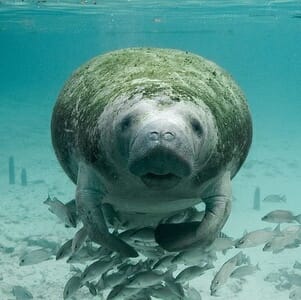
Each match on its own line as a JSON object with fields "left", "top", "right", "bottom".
{"left": 172, "top": 247, "right": 216, "bottom": 266}
{"left": 12, "top": 286, "right": 33, "bottom": 300}
{"left": 129, "top": 227, "right": 155, "bottom": 242}
{"left": 97, "top": 270, "right": 128, "bottom": 290}
{"left": 67, "top": 245, "right": 108, "bottom": 264}
{"left": 63, "top": 276, "right": 81, "bottom": 299}
{"left": 165, "top": 278, "right": 185, "bottom": 298}
{"left": 152, "top": 254, "right": 176, "bottom": 269}
{"left": 210, "top": 251, "right": 246, "bottom": 295}
{"left": 71, "top": 226, "right": 88, "bottom": 255}
{"left": 264, "top": 272, "right": 282, "bottom": 283}
{"left": 127, "top": 270, "right": 166, "bottom": 288}
{"left": 44, "top": 196, "right": 76, "bottom": 228}
{"left": 262, "top": 210, "right": 301, "bottom": 224}
{"left": 107, "top": 283, "right": 139, "bottom": 300}
{"left": 235, "top": 226, "right": 280, "bottom": 248}
{"left": 81, "top": 256, "right": 117, "bottom": 284}
{"left": 175, "top": 265, "right": 206, "bottom": 283}
{"left": 263, "top": 194, "right": 287, "bottom": 203}
{"left": 19, "top": 248, "right": 53, "bottom": 266}
{"left": 56, "top": 239, "right": 73, "bottom": 260}
{"left": 230, "top": 263, "right": 260, "bottom": 278}
{"left": 263, "top": 230, "right": 301, "bottom": 253}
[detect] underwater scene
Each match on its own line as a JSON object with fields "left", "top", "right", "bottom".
{"left": 0, "top": 0, "right": 301, "bottom": 299}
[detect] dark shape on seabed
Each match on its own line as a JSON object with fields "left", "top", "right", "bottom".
{"left": 9, "top": 156, "right": 15, "bottom": 184}
{"left": 21, "top": 168, "right": 28, "bottom": 186}
{"left": 253, "top": 186, "right": 260, "bottom": 210}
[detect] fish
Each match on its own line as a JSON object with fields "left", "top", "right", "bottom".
{"left": 56, "top": 239, "right": 73, "bottom": 260}
{"left": 152, "top": 254, "right": 176, "bottom": 269}
{"left": 19, "top": 248, "right": 53, "bottom": 266}
{"left": 44, "top": 195, "right": 76, "bottom": 228}
{"left": 261, "top": 210, "right": 301, "bottom": 224}
{"left": 127, "top": 269, "right": 167, "bottom": 288}
{"left": 164, "top": 274, "right": 185, "bottom": 298}
{"left": 67, "top": 244, "right": 109, "bottom": 264}
{"left": 172, "top": 247, "right": 216, "bottom": 266}
{"left": 235, "top": 225, "right": 280, "bottom": 248}
{"left": 63, "top": 276, "right": 81, "bottom": 299}
{"left": 128, "top": 227, "right": 155, "bottom": 242}
{"left": 285, "top": 273, "right": 301, "bottom": 287}
{"left": 263, "top": 234, "right": 300, "bottom": 253}
{"left": 80, "top": 256, "right": 118, "bottom": 284}
{"left": 230, "top": 263, "right": 260, "bottom": 279}
{"left": 263, "top": 194, "right": 287, "bottom": 203}
{"left": 106, "top": 283, "right": 140, "bottom": 300}
{"left": 71, "top": 227, "right": 88, "bottom": 255}
{"left": 175, "top": 264, "right": 211, "bottom": 283}
{"left": 12, "top": 286, "right": 33, "bottom": 300}
{"left": 264, "top": 272, "right": 282, "bottom": 283}
{"left": 290, "top": 287, "right": 301, "bottom": 300}
{"left": 263, "top": 225, "right": 301, "bottom": 253}
{"left": 210, "top": 251, "right": 247, "bottom": 295}
{"left": 97, "top": 267, "right": 130, "bottom": 290}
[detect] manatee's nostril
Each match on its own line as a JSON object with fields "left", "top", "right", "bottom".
{"left": 163, "top": 132, "right": 175, "bottom": 141}
{"left": 149, "top": 131, "right": 159, "bottom": 140}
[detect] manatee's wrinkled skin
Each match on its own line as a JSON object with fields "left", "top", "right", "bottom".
{"left": 51, "top": 48, "right": 252, "bottom": 255}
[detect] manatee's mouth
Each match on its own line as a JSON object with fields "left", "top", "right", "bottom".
{"left": 140, "top": 172, "right": 181, "bottom": 190}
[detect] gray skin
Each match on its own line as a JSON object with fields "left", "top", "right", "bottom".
{"left": 51, "top": 48, "right": 252, "bottom": 256}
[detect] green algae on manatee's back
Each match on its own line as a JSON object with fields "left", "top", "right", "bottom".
{"left": 51, "top": 47, "right": 252, "bottom": 185}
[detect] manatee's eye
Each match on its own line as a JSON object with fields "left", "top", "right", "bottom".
{"left": 190, "top": 118, "right": 203, "bottom": 136}
{"left": 120, "top": 115, "right": 132, "bottom": 131}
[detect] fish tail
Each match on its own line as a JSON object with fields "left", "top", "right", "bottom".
{"left": 294, "top": 214, "right": 301, "bottom": 224}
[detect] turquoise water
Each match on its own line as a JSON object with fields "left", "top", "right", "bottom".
{"left": 0, "top": 1, "right": 301, "bottom": 299}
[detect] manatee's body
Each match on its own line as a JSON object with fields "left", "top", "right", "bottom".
{"left": 51, "top": 48, "right": 252, "bottom": 256}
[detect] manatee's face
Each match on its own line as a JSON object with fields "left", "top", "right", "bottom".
{"left": 103, "top": 97, "right": 217, "bottom": 192}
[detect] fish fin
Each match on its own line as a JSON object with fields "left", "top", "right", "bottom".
{"left": 273, "top": 224, "right": 282, "bottom": 235}
{"left": 43, "top": 194, "right": 52, "bottom": 204}
{"left": 294, "top": 214, "right": 301, "bottom": 224}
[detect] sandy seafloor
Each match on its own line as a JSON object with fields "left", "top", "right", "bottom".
{"left": 0, "top": 95, "right": 300, "bottom": 300}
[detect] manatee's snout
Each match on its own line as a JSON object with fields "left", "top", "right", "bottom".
{"left": 128, "top": 120, "right": 193, "bottom": 190}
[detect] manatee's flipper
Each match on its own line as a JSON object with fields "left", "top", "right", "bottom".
{"left": 76, "top": 163, "right": 138, "bottom": 257}
{"left": 155, "top": 172, "right": 231, "bottom": 252}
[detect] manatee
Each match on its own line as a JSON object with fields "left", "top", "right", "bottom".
{"left": 51, "top": 48, "right": 252, "bottom": 256}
